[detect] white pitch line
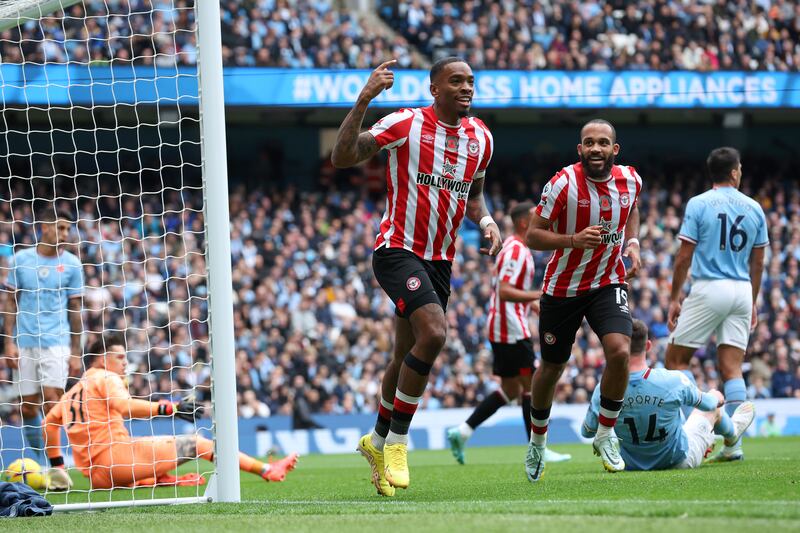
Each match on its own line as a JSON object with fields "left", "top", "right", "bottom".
{"left": 245, "top": 499, "right": 799, "bottom": 507}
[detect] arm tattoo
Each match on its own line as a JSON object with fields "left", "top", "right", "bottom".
{"left": 332, "top": 100, "right": 377, "bottom": 167}
{"left": 355, "top": 133, "right": 378, "bottom": 162}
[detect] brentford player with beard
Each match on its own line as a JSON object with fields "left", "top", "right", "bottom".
{"left": 523, "top": 119, "right": 643, "bottom": 482}
{"left": 332, "top": 57, "right": 501, "bottom": 496}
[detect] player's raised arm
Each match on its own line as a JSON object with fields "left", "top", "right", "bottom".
{"left": 331, "top": 60, "right": 396, "bottom": 168}
{"left": 118, "top": 394, "right": 203, "bottom": 423}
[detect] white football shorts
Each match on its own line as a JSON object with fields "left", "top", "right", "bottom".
{"left": 13, "top": 345, "right": 71, "bottom": 396}
{"left": 668, "top": 279, "right": 752, "bottom": 350}
{"left": 675, "top": 412, "right": 716, "bottom": 469}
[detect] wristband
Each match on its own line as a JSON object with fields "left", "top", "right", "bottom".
{"left": 479, "top": 216, "right": 495, "bottom": 231}
{"left": 626, "top": 238, "right": 640, "bottom": 247}
{"left": 49, "top": 456, "right": 65, "bottom": 468}
{"left": 157, "top": 399, "right": 174, "bottom": 416}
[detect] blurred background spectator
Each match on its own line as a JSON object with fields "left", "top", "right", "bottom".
{"left": 759, "top": 412, "right": 782, "bottom": 436}
{"left": 1, "top": 0, "right": 798, "bottom": 71}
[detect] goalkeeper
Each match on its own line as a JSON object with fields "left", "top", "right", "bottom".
{"left": 43, "top": 333, "right": 297, "bottom": 489}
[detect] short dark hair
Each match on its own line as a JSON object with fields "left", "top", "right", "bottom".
{"left": 580, "top": 119, "right": 616, "bottom": 143}
{"left": 85, "top": 332, "right": 126, "bottom": 367}
{"left": 706, "top": 147, "right": 740, "bottom": 183}
{"left": 510, "top": 201, "right": 535, "bottom": 224}
{"left": 36, "top": 205, "right": 72, "bottom": 224}
{"left": 429, "top": 56, "right": 466, "bottom": 83}
{"left": 631, "top": 319, "right": 648, "bottom": 354}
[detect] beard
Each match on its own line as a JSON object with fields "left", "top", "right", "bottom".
{"left": 580, "top": 151, "right": 615, "bottom": 178}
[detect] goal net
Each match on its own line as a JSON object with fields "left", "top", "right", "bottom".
{"left": 0, "top": 0, "right": 238, "bottom": 509}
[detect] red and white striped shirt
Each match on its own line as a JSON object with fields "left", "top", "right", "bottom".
{"left": 535, "top": 163, "right": 642, "bottom": 297}
{"left": 368, "top": 105, "right": 493, "bottom": 261}
{"left": 487, "top": 235, "right": 535, "bottom": 343}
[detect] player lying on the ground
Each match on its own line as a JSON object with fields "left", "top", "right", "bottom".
{"left": 43, "top": 333, "right": 298, "bottom": 490}
{"left": 581, "top": 320, "right": 754, "bottom": 470}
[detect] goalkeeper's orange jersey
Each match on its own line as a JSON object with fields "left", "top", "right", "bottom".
{"left": 44, "top": 367, "right": 135, "bottom": 473}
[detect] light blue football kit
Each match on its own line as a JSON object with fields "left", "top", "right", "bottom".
{"left": 6, "top": 248, "right": 84, "bottom": 348}
{"left": 678, "top": 186, "right": 768, "bottom": 281}
{"left": 672, "top": 185, "right": 769, "bottom": 449}
{"left": 4, "top": 247, "right": 83, "bottom": 461}
{"left": 582, "top": 368, "right": 719, "bottom": 470}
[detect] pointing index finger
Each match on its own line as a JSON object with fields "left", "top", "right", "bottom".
{"left": 376, "top": 59, "right": 397, "bottom": 71}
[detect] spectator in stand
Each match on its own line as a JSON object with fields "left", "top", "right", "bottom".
{"left": 2, "top": 1, "right": 799, "bottom": 71}
{"left": 380, "top": 0, "right": 800, "bottom": 72}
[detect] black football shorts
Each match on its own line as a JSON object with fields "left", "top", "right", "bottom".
{"left": 372, "top": 246, "right": 452, "bottom": 319}
{"left": 538, "top": 283, "right": 633, "bottom": 364}
{"left": 491, "top": 338, "right": 535, "bottom": 377}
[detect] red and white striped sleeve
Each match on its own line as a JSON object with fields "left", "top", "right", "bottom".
{"left": 627, "top": 165, "right": 643, "bottom": 207}
{"left": 367, "top": 108, "right": 414, "bottom": 150}
{"left": 534, "top": 171, "right": 569, "bottom": 222}
{"left": 499, "top": 243, "right": 526, "bottom": 286}
{"left": 473, "top": 118, "right": 493, "bottom": 180}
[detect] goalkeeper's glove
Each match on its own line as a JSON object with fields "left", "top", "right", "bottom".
{"left": 158, "top": 395, "right": 204, "bottom": 422}
{"left": 46, "top": 464, "right": 73, "bottom": 491}
{"left": 175, "top": 394, "right": 204, "bottom": 423}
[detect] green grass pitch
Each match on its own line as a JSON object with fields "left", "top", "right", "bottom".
{"left": 8, "top": 436, "right": 800, "bottom": 532}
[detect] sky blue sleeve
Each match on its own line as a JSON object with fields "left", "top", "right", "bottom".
{"left": 677, "top": 373, "right": 703, "bottom": 407}
{"left": 678, "top": 198, "right": 700, "bottom": 243}
{"left": 754, "top": 206, "right": 769, "bottom": 247}
{"left": 5, "top": 254, "right": 18, "bottom": 289}
{"left": 581, "top": 389, "right": 600, "bottom": 438}
{"left": 695, "top": 392, "right": 719, "bottom": 412}
{"left": 66, "top": 256, "right": 84, "bottom": 298}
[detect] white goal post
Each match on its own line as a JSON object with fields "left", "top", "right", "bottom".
{"left": 0, "top": 0, "right": 239, "bottom": 510}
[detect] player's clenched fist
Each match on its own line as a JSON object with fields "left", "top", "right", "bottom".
{"left": 571, "top": 225, "right": 603, "bottom": 249}
{"left": 359, "top": 60, "right": 397, "bottom": 102}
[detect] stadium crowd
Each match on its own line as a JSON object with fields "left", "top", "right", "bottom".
{"left": 380, "top": 0, "right": 800, "bottom": 71}
{"left": 2, "top": 151, "right": 798, "bottom": 426}
{"left": 1, "top": 0, "right": 799, "bottom": 71}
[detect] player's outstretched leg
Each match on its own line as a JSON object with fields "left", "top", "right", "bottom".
{"left": 195, "top": 436, "right": 298, "bottom": 482}
{"left": 709, "top": 401, "right": 755, "bottom": 463}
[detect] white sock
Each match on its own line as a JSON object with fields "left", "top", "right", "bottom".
{"left": 531, "top": 430, "right": 547, "bottom": 447}
{"left": 458, "top": 422, "right": 473, "bottom": 440}
{"left": 595, "top": 424, "right": 615, "bottom": 440}
{"left": 370, "top": 431, "right": 385, "bottom": 451}
{"left": 385, "top": 430, "right": 408, "bottom": 446}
